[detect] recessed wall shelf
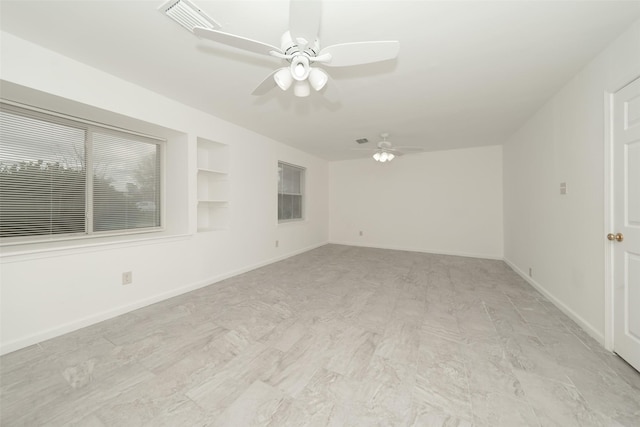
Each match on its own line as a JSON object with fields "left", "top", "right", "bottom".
{"left": 196, "top": 138, "right": 229, "bottom": 232}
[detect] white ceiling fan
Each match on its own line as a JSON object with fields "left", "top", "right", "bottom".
{"left": 356, "top": 133, "right": 424, "bottom": 162}
{"left": 191, "top": 0, "right": 400, "bottom": 99}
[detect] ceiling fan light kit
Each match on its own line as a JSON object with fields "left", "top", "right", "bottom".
{"left": 290, "top": 55, "right": 311, "bottom": 81}
{"left": 188, "top": 0, "right": 399, "bottom": 99}
{"left": 274, "top": 68, "right": 293, "bottom": 90}
{"left": 373, "top": 151, "right": 395, "bottom": 163}
{"left": 308, "top": 68, "right": 328, "bottom": 91}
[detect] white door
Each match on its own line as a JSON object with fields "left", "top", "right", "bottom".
{"left": 612, "top": 76, "right": 640, "bottom": 372}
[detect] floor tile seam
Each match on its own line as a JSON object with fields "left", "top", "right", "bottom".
{"left": 565, "top": 361, "right": 640, "bottom": 406}
{"left": 513, "top": 365, "right": 583, "bottom": 402}
{"left": 409, "top": 391, "right": 475, "bottom": 425}
{"left": 472, "top": 388, "right": 543, "bottom": 427}
{"left": 458, "top": 349, "right": 479, "bottom": 425}
{"left": 570, "top": 382, "right": 640, "bottom": 422}
{"left": 480, "top": 301, "right": 501, "bottom": 337}
{"left": 49, "top": 370, "right": 157, "bottom": 425}
{"left": 183, "top": 344, "right": 273, "bottom": 398}
{"left": 419, "top": 326, "right": 466, "bottom": 347}
{"left": 506, "top": 355, "right": 576, "bottom": 389}
{"left": 604, "top": 359, "right": 640, "bottom": 389}
{"left": 414, "top": 343, "right": 473, "bottom": 415}
{"left": 101, "top": 333, "right": 119, "bottom": 348}
{"left": 183, "top": 390, "right": 217, "bottom": 421}
{"left": 505, "top": 293, "right": 530, "bottom": 321}
{"left": 527, "top": 403, "right": 555, "bottom": 427}
{"left": 559, "top": 321, "right": 599, "bottom": 354}
{"left": 562, "top": 380, "right": 622, "bottom": 424}
{"left": 529, "top": 402, "right": 545, "bottom": 427}
{"left": 47, "top": 354, "right": 123, "bottom": 396}
{"left": 373, "top": 353, "right": 419, "bottom": 377}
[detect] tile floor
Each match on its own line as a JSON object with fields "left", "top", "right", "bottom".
{"left": 1, "top": 244, "right": 639, "bottom": 426}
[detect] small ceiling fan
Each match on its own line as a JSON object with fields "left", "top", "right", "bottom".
{"left": 355, "top": 133, "right": 424, "bottom": 162}
{"left": 192, "top": 0, "right": 400, "bottom": 98}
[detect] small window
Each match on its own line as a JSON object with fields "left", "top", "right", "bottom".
{"left": 0, "top": 103, "right": 162, "bottom": 242}
{"left": 278, "top": 161, "right": 304, "bottom": 222}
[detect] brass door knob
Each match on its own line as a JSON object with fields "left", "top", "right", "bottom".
{"left": 607, "top": 233, "right": 624, "bottom": 242}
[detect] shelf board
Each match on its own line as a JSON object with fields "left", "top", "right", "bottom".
{"left": 198, "top": 199, "right": 229, "bottom": 204}
{"left": 197, "top": 167, "right": 228, "bottom": 175}
{"left": 197, "top": 226, "right": 230, "bottom": 232}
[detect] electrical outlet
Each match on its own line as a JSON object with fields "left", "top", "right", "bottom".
{"left": 359, "top": 230, "right": 363, "bottom": 236}
{"left": 122, "top": 271, "right": 133, "bottom": 285}
{"left": 560, "top": 182, "right": 567, "bottom": 195}
{"left": 275, "top": 240, "right": 279, "bottom": 248}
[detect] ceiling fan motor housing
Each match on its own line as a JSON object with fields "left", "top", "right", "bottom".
{"left": 280, "top": 31, "right": 319, "bottom": 58}
{"left": 278, "top": 31, "right": 324, "bottom": 96}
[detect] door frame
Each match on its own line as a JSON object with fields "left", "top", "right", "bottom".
{"left": 604, "top": 74, "right": 640, "bottom": 352}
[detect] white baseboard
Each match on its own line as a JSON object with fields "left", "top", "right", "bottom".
{"left": 0, "top": 241, "right": 328, "bottom": 356}
{"left": 503, "top": 257, "right": 604, "bottom": 346}
{"left": 328, "top": 240, "right": 504, "bottom": 261}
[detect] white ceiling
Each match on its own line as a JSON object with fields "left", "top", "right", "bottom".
{"left": 2, "top": 1, "right": 640, "bottom": 160}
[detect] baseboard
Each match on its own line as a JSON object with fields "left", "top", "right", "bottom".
{"left": 0, "top": 241, "right": 328, "bottom": 356}
{"left": 503, "top": 257, "right": 605, "bottom": 346}
{"left": 328, "top": 240, "right": 504, "bottom": 261}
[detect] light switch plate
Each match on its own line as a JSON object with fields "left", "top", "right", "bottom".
{"left": 560, "top": 182, "right": 567, "bottom": 195}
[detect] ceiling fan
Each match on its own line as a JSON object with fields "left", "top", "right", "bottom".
{"left": 356, "top": 133, "right": 424, "bottom": 162}
{"left": 192, "top": 0, "right": 400, "bottom": 98}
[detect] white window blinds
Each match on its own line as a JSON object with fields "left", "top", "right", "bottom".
{"left": 0, "top": 108, "right": 86, "bottom": 238}
{"left": 92, "top": 131, "right": 161, "bottom": 232}
{"left": 0, "top": 103, "right": 162, "bottom": 241}
{"left": 278, "top": 161, "right": 304, "bottom": 221}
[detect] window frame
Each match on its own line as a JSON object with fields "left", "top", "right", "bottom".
{"left": 277, "top": 161, "right": 305, "bottom": 223}
{"left": 0, "top": 101, "right": 165, "bottom": 245}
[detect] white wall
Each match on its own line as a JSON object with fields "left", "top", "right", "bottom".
{"left": 0, "top": 32, "right": 329, "bottom": 354}
{"left": 503, "top": 20, "right": 640, "bottom": 343}
{"left": 329, "top": 145, "right": 503, "bottom": 259}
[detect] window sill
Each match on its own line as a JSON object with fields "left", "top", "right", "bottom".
{"left": 0, "top": 231, "right": 192, "bottom": 263}
{"left": 278, "top": 218, "right": 306, "bottom": 226}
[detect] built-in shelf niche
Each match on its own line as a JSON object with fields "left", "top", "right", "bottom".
{"left": 196, "top": 138, "right": 229, "bottom": 232}
{"left": 197, "top": 202, "right": 229, "bottom": 232}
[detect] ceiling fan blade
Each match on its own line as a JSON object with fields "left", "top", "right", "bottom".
{"left": 394, "top": 146, "right": 424, "bottom": 152}
{"left": 289, "top": 0, "right": 321, "bottom": 49}
{"left": 319, "top": 41, "right": 400, "bottom": 67}
{"left": 251, "top": 69, "right": 283, "bottom": 96}
{"left": 193, "top": 27, "right": 282, "bottom": 56}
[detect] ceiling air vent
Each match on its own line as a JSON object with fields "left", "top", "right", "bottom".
{"left": 355, "top": 138, "right": 369, "bottom": 144}
{"left": 160, "top": 0, "right": 220, "bottom": 32}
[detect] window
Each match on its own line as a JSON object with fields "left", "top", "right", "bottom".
{"left": 278, "top": 161, "right": 304, "bottom": 222}
{"left": 0, "top": 103, "right": 162, "bottom": 241}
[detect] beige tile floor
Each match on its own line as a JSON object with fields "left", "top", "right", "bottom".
{"left": 1, "top": 244, "right": 639, "bottom": 426}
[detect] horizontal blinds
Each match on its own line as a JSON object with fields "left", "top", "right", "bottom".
{"left": 92, "top": 130, "right": 160, "bottom": 232}
{"left": 278, "top": 162, "right": 303, "bottom": 195}
{"left": 0, "top": 103, "right": 163, "bottom": 241}
{"left": 278, "top": 162, "right": 304, "bottom": 221}
{"left": 0, "top": 108, "right": 86, "bottom": 238}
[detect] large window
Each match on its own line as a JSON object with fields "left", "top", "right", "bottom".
{"left": 0, "top": 103, "right": 162, "bottom": 241}
{"left": 278, "top": 161, "right": 304, "bottom": 222}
